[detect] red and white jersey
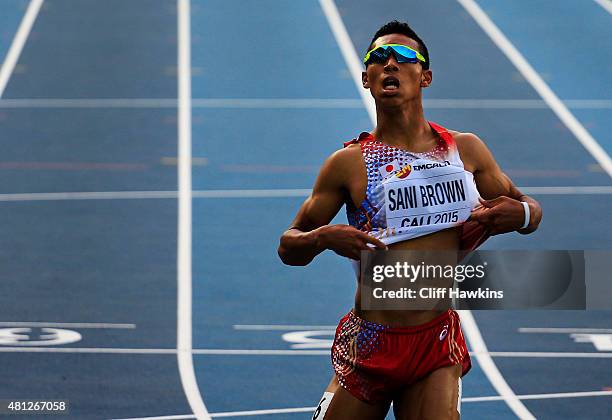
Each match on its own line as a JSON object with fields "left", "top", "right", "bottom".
{"left": 344, "top": 122, "right": 487, "bottom": 251}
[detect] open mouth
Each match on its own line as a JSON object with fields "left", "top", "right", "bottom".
{"left": 382, "top": 76, "right": 400, "bottom": 91}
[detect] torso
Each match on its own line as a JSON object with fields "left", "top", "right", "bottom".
{"left": 341, "top": 123, "right": 482, "bottom": 326}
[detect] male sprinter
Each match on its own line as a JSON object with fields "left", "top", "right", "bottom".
{"left": 278, "top": 21, "right": 542, "bottom": 419}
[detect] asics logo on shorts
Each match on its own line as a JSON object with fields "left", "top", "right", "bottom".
{"left": 439, "top": 325, "right": 449, "bottom": 341}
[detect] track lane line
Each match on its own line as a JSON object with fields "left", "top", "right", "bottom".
{"left": 0, "top": 322, "right": 135, "bottom": 329}
{"left": 0, "top": 0, "right": 44, "bottom": 98}
{"left": 455, "top": 3, "right": 612, "bottom": 409}
{"left": 2, "top": 98, "right": 612, "bottom": 108}
{"left": 108, "top": 390, "right": 612, "bottom": 419}
{"left": 318, "top": 0, "right": 375, "bottom": 122}
{"left": 519, "top": 327, "right": 612, "bottom": 334}
{"left": 0, "top": 186, "right": 610, "bottom": 202}
{"left": 177, "top": 0, "right": 210, "bottom": 419}
{"left": 233, "top": 324, "right": 336, "bottom": 330}
{"left": 459, "top": 310, "right": 536, "bottom": 419}
{"left": 458, "top": 0, "right": 612, "bottom": 177}
{"left": 593, "top": 0, "right": 612, "bottom": 14}
{"left": 0, "top": 347, "right": 610, "bottom": 358}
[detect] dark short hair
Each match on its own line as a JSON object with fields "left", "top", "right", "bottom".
{"left": 367, "top": 20, "right": 430, "bottom": 69}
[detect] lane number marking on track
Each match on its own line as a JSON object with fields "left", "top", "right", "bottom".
{"left": 0, "top": 327, "right": 81, "bottom": 346}
{"left": 571, "top": 334, "right": 612, "bottom": 351}
{"left": 282, "top": 330, "right": 334, "bottom": 349}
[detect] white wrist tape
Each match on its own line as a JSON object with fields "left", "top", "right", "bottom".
{"left": 520, "top": 201, "right": 530, "bottom": 229}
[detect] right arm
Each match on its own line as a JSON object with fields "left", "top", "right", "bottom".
{"left": 278, "top": 147, "right": 386, "bottom": 266}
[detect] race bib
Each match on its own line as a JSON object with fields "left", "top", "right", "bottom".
{"left": 382, "top": 159, "right": 473, "bottom": 231}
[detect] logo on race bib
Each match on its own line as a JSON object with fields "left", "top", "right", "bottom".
{"left": 396, "top": 164, "right": 412, "bottom": 179}
{"left": 379, "top": 160, "right": 400, "bottom": 178}
{"left": 412, "top": 160, "right": 451, "bottom": 171}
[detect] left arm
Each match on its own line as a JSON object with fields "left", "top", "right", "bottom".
{"left": 455, "top": 133, "right": 542, "bottom": 235}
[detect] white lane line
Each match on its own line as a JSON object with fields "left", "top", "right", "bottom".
{"left": 236, "top": 324, "right": 612, "bottom": 336}
{"left": 0, "top": 191, "right": 179, "bottom": 201}
{"left": 110, "top": 390, "right": 612, "bottom": 419}
{"left": 0, "top": 347, "right": 610, "bottom": 358}
{"left": 0, "top": 189, "right": 310, "bottom": 202}
{"left": 177, "top": 1, "right": 210, "bottom": 419}
{"left": 520, "top": 186, "right": 612, "bottom": 195}
{"left": 519, "top": 327, "right": 612, "bottom": 334}
{"left": 459, "top": 310, "right": 536, "bottom": 419}
{"left": 426, "top": 99, "right": 612, "bottom": 109}
{"left": 192, "top": 349, "right": 330, "bottom": 356}
{"left": 0, "top": 322, "right": 135, "bottom": 329}
{"left": 0, "top": 190, "right": 311, "bottom": 202}
{"left": 233, "top": 324, "right": 336, "bottom": 330}
{"left": 0, "top": 347, "right": 178, "bottom": 354}
{"left": 192, "top": 98, "right": 363, "bottom": 108}
{"left": 0, "top": 186, "right": 611, "bottom": 202}
{"left": 211, "top": 407, "right": 315, "bottom": 418}
{"left": 1, "top": 98, "right": 612, "bottom": 108}
{"left": 112, "top": 416, "right": 196, "bottom": 420}
{"left": 0, "top": 347, "right": 328, "bottom": 356}
{"left": 593, "top": 0, "right": 612, "bottom": 14}
{"left": 458, "top": 0, "right": 612, "bottom": 177}
{"left": 192, "top": 189, "right": 312, "bottom": 198}
{"left": 318, "top": 0, "right": 376, "bottom": 122}
{"left": 194, "top": 350, "right": 612, "bottom": 358}
{"left": 320, "top": 2, "right": 533, "bottom": 418}
{"left": 0, "top": 98, "right": 178, "bottom": 108}
{"left": 485, "top": 352, "right": 612, "bottom": 358}
{"left": 0, "top": 0, "right": 44, "bottom": 98}
{"left": 463, "top": 390, "right": 612, "bottom": 402}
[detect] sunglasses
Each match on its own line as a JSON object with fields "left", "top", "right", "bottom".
{"left": 363, "top": 44, "right": 426, "bottom": 66}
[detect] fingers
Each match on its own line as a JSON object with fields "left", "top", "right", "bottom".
{"left": 469, "top": 208, "right": 496, "bottom": 230}
{"left": 479, "top": 196, "right": 502, "bottom": 208}
{"left": 338, "top": 232, "right": 387, "bottom": 260}
{"left": 480, "top": 195, "right": 516, "bottom": 209}
{"left": 346, "top": 248, "right": 363, "bottom": 260}
{"left": 469, "top": 207, "right": 488, "bottom": 223}
{"left": 362, "top": 234, "right": 388, "bottom": 250}
{"left": 327, "top": 227, "right": 387, "bottom": 260}
{"left": 345, "top": 241, "right": 375, "bottom": 260}
{"left": 471, "top": 205, "right": 523, "bottom": 235}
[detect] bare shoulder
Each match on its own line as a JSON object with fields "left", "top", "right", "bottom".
{"left": 324, "top": 142, "right": 362, "bottom": 171}
{"left": 315, "top": 142, "right": 363, "bottom": 188}
{"left": 448, "top": 130, "right": 487, "bottom": 153}
{"left": 447, "top": 130, "right": 492, "bottom": 172}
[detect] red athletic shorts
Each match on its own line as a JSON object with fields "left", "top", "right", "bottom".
{"left": 331, "top": 309, "right": 471, "bottom": 404}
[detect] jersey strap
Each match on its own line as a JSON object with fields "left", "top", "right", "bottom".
{"left": 343, "top": 122, "right": 454, "bottom": 149}
{"left": 343, "top": 132, "right": 374, "bottom": 148}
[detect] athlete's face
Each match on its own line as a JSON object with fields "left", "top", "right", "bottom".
{"left": 362, "top": 34, "right": 432, "bottom": 103}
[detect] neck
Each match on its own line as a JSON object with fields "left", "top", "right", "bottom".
{"left": 371, "top": 98, "right": 432, "bottom": 149}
